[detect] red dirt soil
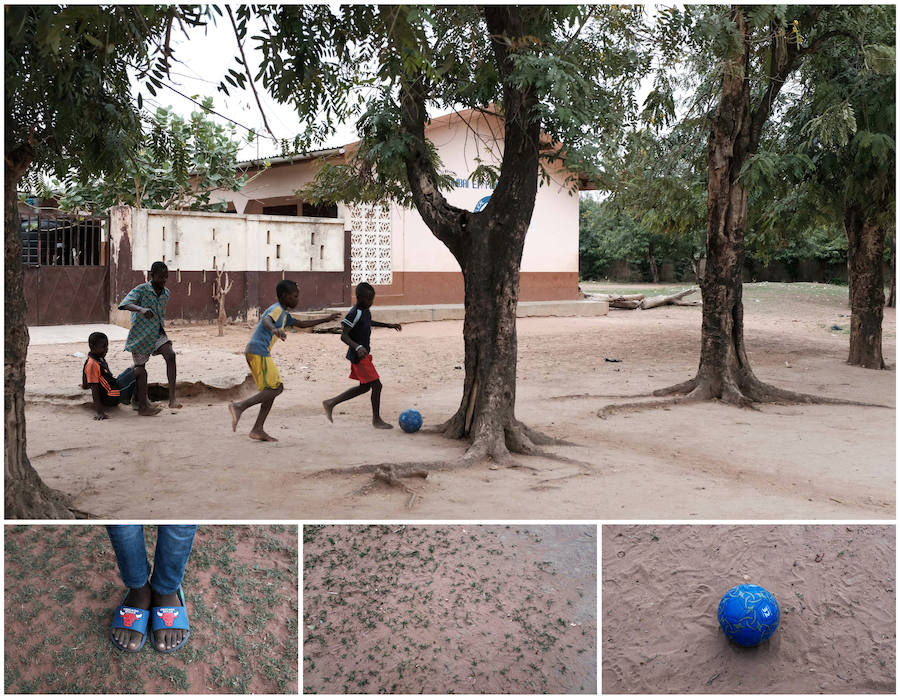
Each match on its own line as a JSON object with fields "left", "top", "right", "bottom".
{"left": 303, "top": 524, "right": 596, "bottom": 693}
{"left": 22, "top": 283, "right": 895, "bottom": 519}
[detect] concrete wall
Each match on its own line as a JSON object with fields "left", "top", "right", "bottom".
{"left": 109, "top": 206, "right": 349, "bottom": 325}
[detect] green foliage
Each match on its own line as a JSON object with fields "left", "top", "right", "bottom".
{"left": 758, "top": 4, "right": 895, "bottom": 231}
{"left": 5, "top": 5, "right": 205, "bottom": 182}
{"left": 48, "top": 99, "right": 253, "bottom": 214}
{"left": 238, "top": 5, "right": 645, "bottom": 206}
{"left": 579, "top": 197, "right": 702, "bottom": 281}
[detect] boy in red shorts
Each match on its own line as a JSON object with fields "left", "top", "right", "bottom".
{"left": 322, "top": 282, "right": 401, "bottom": 428}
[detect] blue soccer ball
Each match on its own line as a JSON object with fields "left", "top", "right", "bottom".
{"left": 717, "top": 584, "right": 780, "bottom": 647}
{"left": 398, "top": 409, "right": 423, "bottom": 433}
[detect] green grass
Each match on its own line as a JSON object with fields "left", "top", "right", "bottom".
{"left": 4, "top": 525, "right": 298, "bottom": 694}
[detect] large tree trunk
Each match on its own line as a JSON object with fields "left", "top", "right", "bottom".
{"left": 5, "top": 149, "right": 75, "bottom": 517}
{"left": 395, "top": 5, "right": 551, "bottom": 462}
{"left": 657, "top": 9, "right": 760, "bottom": 404}
{"left": 656, "top": 7, "right": 804, "bottom": 405}
{"left": 436, "top": 208, "right": 531, "bottom": 462}
{"left": 844, "top": 204, "right": 886, "bottom": 369}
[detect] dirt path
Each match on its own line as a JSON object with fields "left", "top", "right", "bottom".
{"left": 602, "top": 524, "right": 895, "bottom": 694}
{"left": 303, "top": 524, "right": 596, "bottom": 694}
{"left": 23, "top": 283, "right": 895, "bottom": 519}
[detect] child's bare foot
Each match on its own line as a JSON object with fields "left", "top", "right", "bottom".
{"left": 111, "top": 583, "right": 151, "bottom": 651}
{"left": 322, "top": 400, "right": 334, "bottom": 423}
{"left": 151, "top": 589, "right": 187, "bottom": 651}
{"left": 229, "top": 402, "right": 243, "bottom": 431}
{"left": 249, "top": 430, "right": 278, "bottom": 442}
{"left": 168, "top": 400, "right": 183, "bottom": 409}
{"left": 138, "top": 404, "right": 161, "bottom": 416}
{"left": 373, "top": 419, "right": 393, "bottom": 429}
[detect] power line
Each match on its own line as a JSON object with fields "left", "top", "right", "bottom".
{"left": 152, "top": 79, "right": 281, "bottom": 140}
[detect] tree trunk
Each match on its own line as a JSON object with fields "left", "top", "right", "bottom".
{"left": 648, "top": 241, "right": 659, "bottom": 283}
{"left": 5, "top": 149, "right": 75, "bottom": 518}
{"left": 656, "top": 8, "right": 788, "bottom": 405}
{"left": 887, "top": 234, "right": 895, "bottom": 308}
{"left": 395, "top": 5, "right": 551, "bottom": 461}
{"left": 435, "top": 212, "right": 534, "bottom": 461}
{"left": 660, "top": 9, "right": 757, "bottom": 403}
{"left": 844, "top": 204, "right": 886, "bottom": 369}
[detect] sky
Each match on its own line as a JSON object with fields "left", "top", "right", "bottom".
{"left": 137, "top": 11, "right": 359, "bottom": 162}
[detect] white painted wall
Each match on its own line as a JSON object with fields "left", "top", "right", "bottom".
{"left": 128, "top": 208, "right": 344, "bottom": 273}
{"left": 393, "top": 111, "right": 580, "bottom": 274}
{"left": 203, "top": 110, "right": 581, "bottom": 277}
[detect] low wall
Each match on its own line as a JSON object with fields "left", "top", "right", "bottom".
{"left": 109, "top": 206, "right": 351, "bottom": 324}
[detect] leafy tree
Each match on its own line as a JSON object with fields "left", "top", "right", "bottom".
{"left": 596, "top": 123, "right": 709, "bottom": 283}
{"left": 771, "top": 5, "right": 895, "bottom": 368}
{"left": 238, "top": 5, "right": 644, "bottom": 466}
{"left": 644, "top": 5, "right": 869, "bottom": 406}
{"left": 47, "top": 99, "right": 254, "bottom": 214}
{"left": 579, "top": 196, "right": 701, "bottom": 283}
{"left": 4, "top": 5, "right": 203, "bottom": 517}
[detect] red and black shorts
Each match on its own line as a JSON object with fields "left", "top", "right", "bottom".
{"left": 349, "top": 355, "right": 380, "bottom": 384}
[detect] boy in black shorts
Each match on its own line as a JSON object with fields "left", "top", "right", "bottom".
{"left": 82, "top": 332, "right": 137, "bottom": 420}
{"left": 322, "top": 282, "right": 401, "bottom": 428}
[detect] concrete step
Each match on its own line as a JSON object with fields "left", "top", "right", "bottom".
{"left": 294, "top": 299, "right": 609, "bottom": 326}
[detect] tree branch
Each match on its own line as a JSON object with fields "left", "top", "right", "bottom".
{"left": 227, "top": 6, "right": 277, "bottom": 140}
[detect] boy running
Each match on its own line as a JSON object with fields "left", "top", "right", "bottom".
{"left": 118, "top": 261, "right": 178, "bottom": 414}
{"left": 229, "top": 279, "right": 339, "bottom": 441}
{"left": 322, "top": 282, "right": 401, "bottom": 428}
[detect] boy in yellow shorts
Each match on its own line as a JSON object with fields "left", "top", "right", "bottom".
{"left": 229, "top": 280, "right": 338, "bottom": 441}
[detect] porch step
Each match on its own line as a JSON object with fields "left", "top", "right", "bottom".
{"left": 294, "top": 298, "right": 610, "bottom": 327}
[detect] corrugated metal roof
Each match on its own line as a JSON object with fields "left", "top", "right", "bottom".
{"left": 236, "top": 147, "right": 345, "bottom": 169}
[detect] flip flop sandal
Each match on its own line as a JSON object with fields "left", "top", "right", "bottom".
{"left": 109, "top": 592, "right": 150, "bottom": 652}
{"left": 150, "top": 586, "right": 190, "bottom": 653}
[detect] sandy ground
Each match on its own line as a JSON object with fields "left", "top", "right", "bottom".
{"left": 4, "top": 525, "right": 298, "bottom": 694}
{"left": 601, "top": 524, "right": 896, "bottom": 694}
{"left": 302, "top": 524, "right": 596, "bottom": 694}
{"left": 21, "top": 282, "right": 895, "bottom": 519}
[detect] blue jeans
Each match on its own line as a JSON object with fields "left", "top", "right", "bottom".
{"left": 116, "top": 366, "right": 136, "bottom": 405}
{"left": 106, "top": 525, "right": 197, "bottom": 595}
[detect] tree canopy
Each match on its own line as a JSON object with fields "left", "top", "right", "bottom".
{"left": 46, "top": 99, "right": 254, "bottom": 214}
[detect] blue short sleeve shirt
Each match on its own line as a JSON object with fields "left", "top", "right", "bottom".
{"left": 246, "top": 303, "right": 295, "bottom": 357}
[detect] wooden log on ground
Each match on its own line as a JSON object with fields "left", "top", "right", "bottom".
{"left": 639, "top": 288, "right": 698, "bottom": 309}
{"left": 608, "top": 297, "right": 643, "bottom": 309}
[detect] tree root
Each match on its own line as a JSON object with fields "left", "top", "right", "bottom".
{"left": 372, "top": 466, "right": 428, "bottom": 509}
{"left": 599, "top": 375, "right": 892, "bottom": 419}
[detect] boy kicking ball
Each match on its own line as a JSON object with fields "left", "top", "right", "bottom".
{"left": 322, "top": 282, "right": 401, "bottom": 428}
{"left": 229, "top": 279, "right": 339, "bottom": 441}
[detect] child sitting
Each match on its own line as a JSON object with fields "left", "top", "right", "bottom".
{"left": 82, "top": 332, "right": 137, "bottom": 420}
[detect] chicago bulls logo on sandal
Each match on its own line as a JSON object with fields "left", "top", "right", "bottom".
{"left": 109, "top": 596, "right": 150, "bottom": 652}
{"left": 149, "top": 586, "right": 190, "bottom": 653}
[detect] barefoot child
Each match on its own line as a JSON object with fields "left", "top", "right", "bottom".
{"left": 322, "top": 282, "right": 401, "bottom": 429}
{"left": 118, "top": 261, "right": 179, "bottom": 415}
{"left": 81, "top": 331, "right": 136, "bottom": 420}
{"left": 229, "top": 279, "right": 339, "bottom": 441}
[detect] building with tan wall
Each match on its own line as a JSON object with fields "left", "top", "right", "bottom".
{"left": 210, "top": 108, "right": 588, "bottom": 307}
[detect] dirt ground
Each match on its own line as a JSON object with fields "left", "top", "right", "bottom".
{"left": 302, "top": 524, "right": 596, "bottom": 693}
{"left": 22, "top": 282, "right": 895, "bottom": 519}
{"left": 4, "top": 525, "right": 297, "bottom": 694}
{"left": 601, "top": 524, "right": 896, "bottom": 694}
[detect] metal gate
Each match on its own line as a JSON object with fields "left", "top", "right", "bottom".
{"left": 21, "top": 214, "right": 109, "bottom": 326}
